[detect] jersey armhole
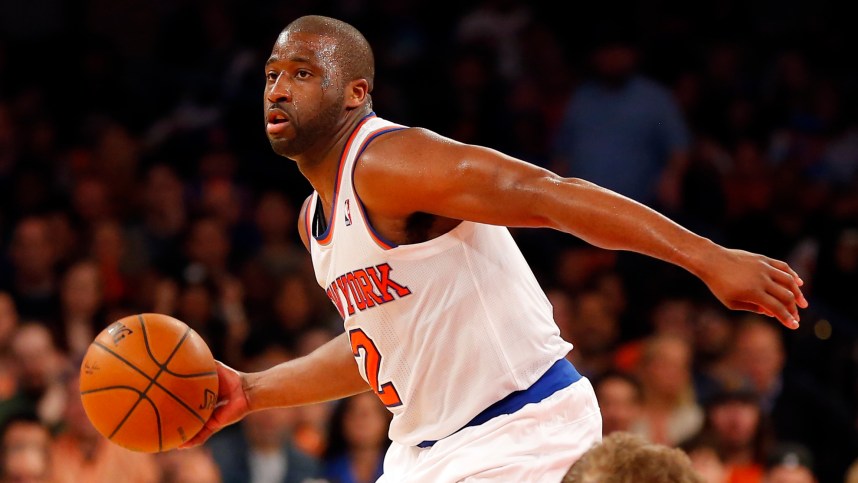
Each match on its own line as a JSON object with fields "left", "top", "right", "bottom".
{"left": 352, "top": 127, "right": 407, "bottom": 250}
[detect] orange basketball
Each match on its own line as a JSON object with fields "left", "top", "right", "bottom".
{"left": 79, "top": 313, "right": 219, "bottom": 453}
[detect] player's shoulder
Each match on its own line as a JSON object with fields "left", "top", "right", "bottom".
{"left": 354, "top": 125, "right": 459, "bottom": 206}
{"left": 359, "top": 126, "right": 456, "bottom": 169}
{"left": 367, "top": 125, "right": 444, "bottom": 148}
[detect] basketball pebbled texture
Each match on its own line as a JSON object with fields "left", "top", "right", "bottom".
{"left": 79, "top": 313, "right": 219, "bottom": 453}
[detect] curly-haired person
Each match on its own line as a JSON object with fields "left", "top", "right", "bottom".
{"left": 563, "top": 431, "right": 703, "bottom": 483}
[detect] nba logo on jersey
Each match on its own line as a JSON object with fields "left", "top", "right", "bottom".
{"left": 344, "top": 199, "right": 353, "bottom": 226}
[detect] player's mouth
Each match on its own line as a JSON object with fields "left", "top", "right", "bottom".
{"left": 266, "top": 109, "right": 290, "bottom": 135}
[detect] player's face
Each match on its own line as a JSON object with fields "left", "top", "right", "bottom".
{"left": 264, "top": 30, "right": 345, "bottom": 158}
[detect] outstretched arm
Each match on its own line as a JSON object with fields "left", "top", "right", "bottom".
{"left": 181, "top": 332, "right": 369, "bottom": 448}
{"left": 356, "top": 128, "right": 807, "bottom": 328}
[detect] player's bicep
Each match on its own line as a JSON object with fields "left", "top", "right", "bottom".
{"left": 359, "top": 129, "right": 566, "bottom": 227}
{"left": 408, "top": 140, "right": 564, "bottom": 227}
{"left": 425, "top": 145, "right": 560, "bottom": 226}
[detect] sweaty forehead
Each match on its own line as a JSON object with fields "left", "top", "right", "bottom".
{"left": 270, "top": 30, "right": 338, "bottom": 65}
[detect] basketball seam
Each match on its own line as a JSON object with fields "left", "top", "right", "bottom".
{"left": 105, "top": 390, "right": 157, "bottom": 443}
{"left": 92, "top": 341, "right": 207, "bottom": 425}
{"left": 81, "top": 385, "right": 145, "bottom": 396}
{"left": 105, "top": 326, "right": 191, "bottom": 451}
{"left": 138, "top": 314, "right": 218, "bottom": 378}
{"left": 140, "top": 396, "right": 163, "bottom": 451}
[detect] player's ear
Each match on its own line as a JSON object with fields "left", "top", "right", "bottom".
{"left": 345, "top": 79, "right": 369, "bottom": 108}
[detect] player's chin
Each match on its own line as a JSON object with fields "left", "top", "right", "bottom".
{"left": 267, "top": 138, "right": 296, "bottom": 158}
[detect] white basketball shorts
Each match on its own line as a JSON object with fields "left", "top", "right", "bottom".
{"left": 377, "top": 377, "right": 602, "bottom": 483}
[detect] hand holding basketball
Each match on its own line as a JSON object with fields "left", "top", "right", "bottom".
{"left": 179, "top": 361, "right": 251, "bottom": 449}
{"left": 79, "top": 313, "right": 219, "bottom": 452}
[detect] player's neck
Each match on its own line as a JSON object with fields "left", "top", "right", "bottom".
{"left": 296, "top": 111, "right": 368, "bottom": 202}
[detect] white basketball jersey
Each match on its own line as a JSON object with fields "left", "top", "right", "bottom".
{"left": 306, "top": 114, "right": 573, "bottom": 446}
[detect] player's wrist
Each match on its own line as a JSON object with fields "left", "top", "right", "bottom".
{"left": 241, "top": 371, "right": 262, "bottom": 412}
{"left": 677, "top": 235, "right": 721, "bottom": 280}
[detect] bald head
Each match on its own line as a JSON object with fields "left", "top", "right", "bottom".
{"left": 282, "top": 15, "right": 374, "bottom": 92}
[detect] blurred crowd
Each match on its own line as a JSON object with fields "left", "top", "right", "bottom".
{"left": 1, "top": 0, "right": 857, "bottom": 482}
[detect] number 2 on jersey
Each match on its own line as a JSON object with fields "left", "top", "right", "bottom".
{"left": 349, "top": 328, "right": 402, "bottom": 407}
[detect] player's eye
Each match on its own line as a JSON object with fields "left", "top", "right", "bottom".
{"left": 296, "top": 70, "right": 311, "bottom": 79}
{"left": 266, "top": 71, "right": 278, "bottom": 83}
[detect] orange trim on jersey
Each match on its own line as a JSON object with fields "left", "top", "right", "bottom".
{"left": 352, "top": 126, "right": 406, "bottom": 250}
{"left": 314, "top": 113, "right": 376, "bottom": 246}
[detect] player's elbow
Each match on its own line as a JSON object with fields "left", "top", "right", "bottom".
{"left": 511, "top": 174, "right": 570, "bottom": 229}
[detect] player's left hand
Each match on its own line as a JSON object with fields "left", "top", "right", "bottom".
{"left": 699, "top": 247, "right": 808, "bottom": 329}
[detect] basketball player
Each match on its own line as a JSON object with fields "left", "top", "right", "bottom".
{"left": 181, "top": 15, "right": 807, "bottom": 482}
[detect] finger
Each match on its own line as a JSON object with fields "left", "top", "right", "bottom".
{"left": 766, "top": 283, "right": 800, "bottom": 321}
{"left": 757, "top": 292, "right": 800, "bottom": 329}
{"left": 767, "top": 258, "right": 803, "bottom": 286}
{"left": 214, "top": 362, "right": 233, "bottom": 396}
{"left": 730, "top": 301, "right": 774, "bottom": 318}
{"left": 179, "top": 422, "right": 216, "bottom": 449}
{"left": 767, "top": 268, "right": 809, "bottom": 308}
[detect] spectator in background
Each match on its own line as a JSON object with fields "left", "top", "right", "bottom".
{"left": 194, "top": 174, "right": 257, "bottom": 266}
{"left": 682, "top": 381, "right": 773, "bottom": 483}
{"left": 157, "top": 447, "right": 222, "bottom": 483}
{"left": 683, "top": 435, "right": 729, "bottom": 483}
{"left": 0, "top": 323, "right": 67, "bottom": 430}
{"left": 729, "top": 316, "right": 858, "bottom": 482}
{"left": 0, "top": 294, "right": 17, "bottom": 404}
{"left": 454, "top": 0, "right": 533, "bottom": 83}
{"left": 631, "top": 334, "right": 703, "bottom": 447}
{"left": 132, "top": 162, "right": 188, "bottom": 273}
{"left": 613, "top": 295, "right": 697, "bottom": 375}
{"left": 268, "top": 272, "right": 334, "bottom": 352}
{"left": 205, "top": 352, "right": 321, "bottom": 483}
{"left": 70, "top": 175, "right": 114, "bottom": 229}
{"left": 812, "top": 226, "right": 858, "bottom": 322}
{"left": 43, "top": 209, "right": 82, "bottom": 271}
{"left": 51, "top": 372, "right": 160, "bottom": 483}
{"left": 1, "top": 216, "right": 61, "bottom": 322}
{"left": 180, "top": 215, "right": 234, "bottom": 284}
{"left": 551, "top": 30, "right": 691, "bottom": 213}
{"left": 763, "top": 443, "right": 818, "bottom": 483}
{"left": 56, "top": 260, "right": 106, "bottom": 361}
{"left": 0, "top": 293, "right": 17, "bottom": 353}
{"left": 238, "top": 191, "right": 310, "bottom": 324}
{"left": 435, "top": 45, "right": 507, "bottom": 147}
{"left": 562, "top": 431, "right": 703, "bottom": 483}
{"left": 690, "top": 304, "right": 737, "bottom": 404}
{"left": 249, "top": 190, "right": 305, "bottom": 279}
{"left": 165, "top": 274, "right": 249, "bottom": 368}
{"left": 563, "top": 287, "right": 621, "bottom": 380}
{"left": 0, "top": 411, "right": 53, "bottom": 483}
{"left": 322, "top": 392, "right": 392, "bottom": 483}
{"left": 89, "top": 219, "right": 137, "bottom": 306}
{"left": 592, "top": 371, "right": 643, "bottom": 436}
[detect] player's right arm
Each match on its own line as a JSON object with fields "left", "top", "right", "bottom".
{"left": 356, "top": 129, "right": 807, "bottom": 329}
{"left": 181, "top": 332, "right": 370, "bottom": 448}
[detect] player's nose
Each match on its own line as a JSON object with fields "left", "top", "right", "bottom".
{"left": 266, "top": 74, "right": 291, "bottom": 103}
